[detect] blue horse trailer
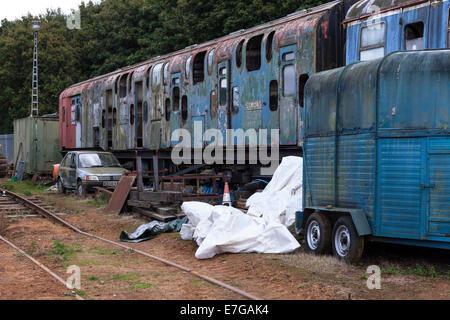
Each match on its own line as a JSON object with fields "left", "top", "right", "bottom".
{"left": 296, "top": 49, "right": 450, "bottom": 262}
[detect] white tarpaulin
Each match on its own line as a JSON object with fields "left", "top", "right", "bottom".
{"left": 180, "top": 156, "right": 303, "bottom": 259}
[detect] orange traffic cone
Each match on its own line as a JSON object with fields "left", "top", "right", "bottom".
{"left": 222, "top": 182, "right": 232, "bottom": 206}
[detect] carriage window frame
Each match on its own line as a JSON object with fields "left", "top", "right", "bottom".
{"left": 447, "top": 8, "right": 450, "bottom": 48}
{"left": 359, "top": 22, "right": 386, "bottom": 61}
{"left": 185, "top": 55, "right": 192, "bottom": 82}
{"left": 246, "top": 34, "right": 264, "bottom": 72}
{"left": 163, "top": 63, "right": 170, "bottom": 85}
{"left": 236, "top": 39, "right": 245, "bottom": 69}
{"left": 152, "top": 63, "right": 163, "bottom": 89}
{"left": 282, "top": 64, "right": 295, "bottom": 97}
{"left": 207, "top": 49, "right": 215, "bottom": 76}
{"left": 266, "top": 31, "right": 275, "bottom": 62}
{"left": 404, "top": 21, "right": 424, "bottom": 50}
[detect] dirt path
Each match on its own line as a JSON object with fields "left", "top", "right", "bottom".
{"left": 1, "top": 189, "right": 449, "bottom": 300}
{"left": 0, "top": 240, "right": 75, "bottom": 300}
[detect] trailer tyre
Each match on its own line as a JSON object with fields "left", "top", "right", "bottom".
{"left": 305, "top": 212, "right": 332, "bottom": 255}
{"left": 332, "top": 216, "right": 364, "bottom": 263}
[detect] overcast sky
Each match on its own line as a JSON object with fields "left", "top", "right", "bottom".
{"left": 1, "top": 1, "right": 98, "bottom": 21}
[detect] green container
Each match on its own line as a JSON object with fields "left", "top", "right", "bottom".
{"left": 13, "top": 116, "right": 62, "bottom": 175}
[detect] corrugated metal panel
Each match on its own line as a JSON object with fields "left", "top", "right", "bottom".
{"left": 14, "top": 117, "right": 62, "bottom": 175}
{"left": 337, "top": 134, "right": 376, "bottom": 227}
{"left": 0, "top": 134, "right": 14, "bottom": 162}
{"left": 376, "top": 138, "right": 424, "bottom": 238}
{"left": 428, "top": 137, "right": 450, "bottom": 236}
{"left": 304, "top": 136, "right": 335, "bottom": 207}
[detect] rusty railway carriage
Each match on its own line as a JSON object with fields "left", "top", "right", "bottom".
{"left": 344, "top": 0, "right": 450, "bottom": 64}
{"left": 59, "top": 0, "right": 356, "bottom": 182}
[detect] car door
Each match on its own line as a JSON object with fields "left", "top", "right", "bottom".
{"left": 68, "top": 153, "right": 77, "bottom": 188}
{"left": 59, "top": 153, "right": 70, "bottom": 187}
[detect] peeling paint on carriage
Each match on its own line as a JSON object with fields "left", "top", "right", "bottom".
{"left": 59, "top": 0, "right": 355, "bottom": 172}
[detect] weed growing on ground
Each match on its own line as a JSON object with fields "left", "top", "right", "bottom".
{"left": 27, "top": 240, "right": 38, "bottom": 256}
{"left": 130, "top": 281, "right": 154, "bottom": 289}
{"left": 383, "top": 263, "right": 443, "bottom": 279}
{"left": 48, "top": 241, "right": 81, "bottom": 263}
{"left": 88, "top": 276, "right": 99, "bottom": 281}
{"left": 190, "top": 280, "right": 211, "bottom": 287}
{"left": 109, "top": 273, "right": 141, "bottom": 282}
{"left": 75, "top": 289, "right": 87, "bottom": 297}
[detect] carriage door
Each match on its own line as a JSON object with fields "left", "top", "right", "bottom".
{"left": 217, "top": 60, "right": 230, "bottom": 146}
{"left": 279, "top": 45, "right": 297, "bottom": 145}
{"left": 71, "top": 95, "right": 82, "bottom": 148}
{"left": 135, "top": 81, "right": 144, "bottom": 148}
{"left": 400, "top": 5, "right": 429, "bottom": 51}
{"left": 171, "top": 73, "right": 181, "bottom": 146}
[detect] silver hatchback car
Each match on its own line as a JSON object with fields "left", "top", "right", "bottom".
{"left": 58, "top": 151, "right": 126, "bottom": 196}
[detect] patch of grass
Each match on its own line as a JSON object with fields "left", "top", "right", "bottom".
{"left": 89, "top": 246, "right": 120, "bottom": 256}
{"left": 384, "top": 263, "right": 441, "bottom": 279}
{"left": 130, "top": 281, "right": 154, "bottom": 289}
{"left": 75, "top": 289, "right": 87, "bottom": 297}
{"left": 109, "top": 273, "right": 141, "bottom": 282}
{"left": 190, "top": 280, "right": 211, "bottom": 287}
{"left": 231, "top": 282, "right": 241, "bottom": 287}
{"left": 87, "top": 198, "right": 107, "bottom": 207}
{"left": 27, "top": 240, "right": 38, "bottom": 256}
{"left": 48, "top": 241, "right": 81, "bottom": 262}
{"left": 88, "top": 276, "right": 99, "bottom": 281}
{"left": 0, "top": 180, "right": 47, "bottom": 195}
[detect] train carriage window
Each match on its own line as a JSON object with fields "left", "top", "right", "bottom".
{"left": 359, "top": 23, "right": 386, "bottom": 61}
{"left": 246, "top": 34, "right": 264, "bottom": 71}
{"left": 405, "top": 22, "right": 424, "bottom": 50}
{"left": 283, "top": 65, "right": 295, "bottom": 96}
{"left": 173, "top": 87, "right": 180, "bottom": 111}
{"left": 207, "top": 49, "right": 215, "bottom": 75}
{"left": 164, "top": 63, "right": 170, "bottom": 85}
{"left": 232, "top": 87, "right": 239, "bottom": 111}
{"left": 113, "top": 107, "right": 117, "bottom": 125}
{"left": 282, "top": 52, "right": 295, "bottom": 61}
{"left": 220, "top": 78, "right": 228, "bottom": 105}
{"left": 152, "top": 63, "right": 163, "bottom": 88}
{"left": 185, "top": 56, "right": 192, "bottom": 82}
{"left": 165, "top": 98, "right": 171, "bottom": 121}
{"left": 62, "top": 107, "right": 66, "bottom": 122}
{"left": 119, "top": 76, "right": 127, "bottom": 98}
{"left": 266, "top": 31, "right": 275, "bottom": 62}
{"left": 193, "top": 51, "right": 207, "bottom": 84}
{"left": 210, "top": 90, "right": 217, "bottom": 118}
{"left": 298, "top": 74, "right": 309, "bottom": 108}
{"left": 448, "top": 8, "right": 450, "bottom": 47}
{"left": 102, "top": 110, "right": 105, "bottom": 128}
{"left": 269, "top": 80, "right": 278, "bottom": 111}
{"left": 181, "top": 95, "right": 188, "bottom": 121}
{"left": 130, "top": 104, "right": 134, "bottom": 125}
{"left": 143, "top": 102, "right": 148, "bottom": 123}
{"left": 236, "top": 40, "right": 244, "bottom": 68}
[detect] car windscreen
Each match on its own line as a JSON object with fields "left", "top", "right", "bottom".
{"left": 78, "top": 153, "right": 121, "bottom": 168}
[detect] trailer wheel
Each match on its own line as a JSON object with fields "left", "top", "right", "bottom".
{"left": 332, "top": 216, "right": 364, "bottom": 263}
{"left": 305, "top": 212, "right": 332, "bottom": 254}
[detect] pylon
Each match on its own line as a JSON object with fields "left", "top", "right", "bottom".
{"left": 222, "top": 182, "right": 232, "bottom": 206}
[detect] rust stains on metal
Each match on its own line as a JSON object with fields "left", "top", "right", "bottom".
{"left": 106, "top": 175, "right": 136, "bottom": 215}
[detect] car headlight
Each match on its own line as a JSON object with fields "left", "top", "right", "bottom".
{"left": 85, "top": 175, "right": 99, "bottom": 181}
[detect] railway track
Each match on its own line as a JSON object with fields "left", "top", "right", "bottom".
{"left": 0, "top": 187, "right": 261, "bottom": 300}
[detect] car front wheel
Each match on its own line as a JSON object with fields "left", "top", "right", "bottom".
{"left": 77, "top": 180, "right": 86, "bottom": 198}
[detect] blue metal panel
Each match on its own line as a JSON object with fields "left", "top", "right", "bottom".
{"left": 428, "top": 137, "right": 450, "bottom": 236}
{"left": 376, "top": 138, "right": 425, "bottom": 239}
{"left": 0, "top": 134, "right": 14, "bottom": 163}
{"left": 337, "top": 134, "right": 376, "bottom": 228}
{"left": 345, "top": 0, "right": 450, "bottom": 65}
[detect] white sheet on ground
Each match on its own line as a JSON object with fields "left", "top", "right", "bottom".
{"left": 180, "top": 156, "right": 303, "bottom": 259}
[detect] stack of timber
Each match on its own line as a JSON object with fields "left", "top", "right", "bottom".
{"left": 127, "top": 189, "right": 185, "bottom": 222}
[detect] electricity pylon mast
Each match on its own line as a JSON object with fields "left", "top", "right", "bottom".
{"left": 31, "top": 21, "right": 41, "bottom": 117}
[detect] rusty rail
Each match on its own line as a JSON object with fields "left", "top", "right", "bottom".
{"left": 0, "top": 187, "right": 261, "bottom": 301}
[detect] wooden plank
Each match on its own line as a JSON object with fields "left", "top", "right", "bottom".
{"left": 106, "top": 175, "right": 136, "bottom": 215}
{"left": 137, "top": 190, "right": 183, "bottom": 203}
{"left": 131, "top": 207, "right": 176, "bottom": 222}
